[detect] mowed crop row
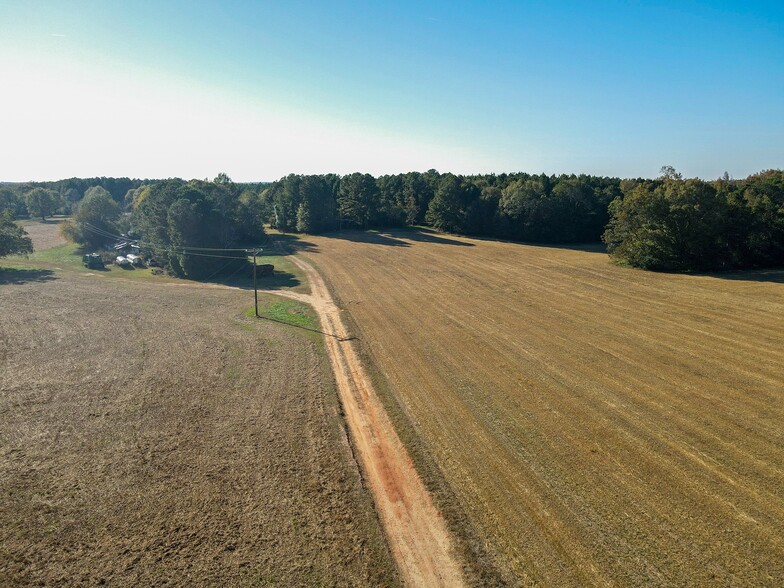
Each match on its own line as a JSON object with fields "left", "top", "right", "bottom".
{"left": 298, "top": 229, "right": 784, "bottom": 586}
{"left": 0, "top": 233, "right": 397, "bottom": 585}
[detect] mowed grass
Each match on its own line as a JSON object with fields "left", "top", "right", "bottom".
{"left": 6, "top": 220, "right": 309, "bottom": 292}
{"left": 298, "top": 228, "right": 784, "bottom": 587}
{"left": 245, "top": 300, "right": 318, "bottom": 330}
{"left": 0, "top": 224, "right": 397, "bottom": 586}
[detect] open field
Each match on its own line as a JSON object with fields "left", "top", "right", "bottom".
{"left": 0, "top": 225, "right": 397, "bottom": 586}
{"left": 294, "top": 228, "right": 784, "bottom": 586}
{"left": 16, "top": 219, "right": 68, "bottom": 251}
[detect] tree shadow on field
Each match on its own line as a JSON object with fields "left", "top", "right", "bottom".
{"left": 524, "top": 241, "right": 607, "bottom": 254}
{"left": 396, "top": 226, "right": 475, "bottom": 246}
{"left": 698, "top": 268, "right": 784, "bottom": 284}
{"left": 459, "top": 233, "right": 608, "bottom": 254}
{"left": 317, "top": 228, "right": 475, "bottom": 247}
{"left": 321, "top": 230, "right": 411, "bottom": 247}
{"left": 217, "top": 269, "right": 302, "bottom": 291}
{"left": 267, "top": 233, "right": 319, "bottom": 253}
{"left": 0, "top": 267, "right": 58, "bottom": 285}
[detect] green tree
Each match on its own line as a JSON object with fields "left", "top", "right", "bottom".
{"left": 498, "top": 175, "right": 547, "bottom": 239}
{"left": 59, "top": 187, "right": 81, "bottom": 214}
{"left": 659, "top": 165, "right": 683, "bottom": 181}
{"left": 0, "top": 211, "right": 33, "bottom": 257}
{"left": 737, "top": 170, "right": 784, "bottom": 266}
{"left": 338, "top": 173, "right": 378, "bottom": 229}
{"left": 132, "top": 179, "right": 252, "bottom": 278}
{"left": 236, "top": 189, "right": 267, "bottom": 242}
{"left": 425, "top": 174, "right": 467, "bottom": 233}
{"left": 402, "top": 172, "right": 432, "bottom": 225}
{"left": 25, "top": 188, "right": 59, "bottom": 221}
{"left": 376, "top": 174, "right": 407, "bottom": 226}
{"left": 296, "top": 201, "right": 312, "bottom": 232}
{"left": 603, "top": 177, "right": 733, "bottom": 270}
{"left": 267, "top": 174, "right": 303, "bottom": 232}
{"left": 214, "top": 172, "right": 232, "bottom": 185}
{"left": 62, "top": 186, "right": 121, "bottom": 248}
{"left": 0, "top": 188, "right": 21, "bottom": 216}
{"left": 300, "top": 175, "right": 337, "bottom": 232}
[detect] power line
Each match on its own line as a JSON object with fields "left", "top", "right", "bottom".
{"left": 81, "top": 222, "right": 269, "bottom": 320}
{"left": 81, "top": 223, "right": 259, "bottom": 258}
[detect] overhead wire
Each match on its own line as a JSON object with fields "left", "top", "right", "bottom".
{"left": 81, "top": 221, "right": 263, "bottom": 283}
{"left": 81, "top": 223, "right": 262, "bottom": 259}
{"left": 82, "top": 222, "right": 256, "bottom": 252}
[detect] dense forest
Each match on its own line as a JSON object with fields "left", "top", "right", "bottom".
{"left": 254, "top": 168, "right": 784, "bottom": 271}
{"left": 2, "top": 168, "right": 782, "bottom": 274}
{"left": 256, "top": 170, "right": 619, "bottom": 243}
{"left": 604, "top": 169, "right": 784, "bottom": 271}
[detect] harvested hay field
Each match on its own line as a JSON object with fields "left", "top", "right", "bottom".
{"left": 0, "top": 240, "right": 397, "bottom": 585}
{"left": 295, "top": 228, "right": 784, "bottom": 586}
{"left": 17, "top": 218, "right": 68, "bottom": 252}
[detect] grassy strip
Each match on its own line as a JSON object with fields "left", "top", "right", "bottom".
{"left": 3, "top": 243, "right": 170, "bottom": 282}
{"left": 245, "top": 299, "right": 317, "bottom": 330}
{"left": 3, "top": 239, "right": 309, "bottom": 290}
{"left": 9, "top": 242, "right": 82, "bottom": 268}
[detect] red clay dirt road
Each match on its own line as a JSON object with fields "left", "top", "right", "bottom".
{"left": 274, "top": 246, "right": 466, "bottom": 588}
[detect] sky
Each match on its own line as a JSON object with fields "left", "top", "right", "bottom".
{"left": 1, "top": 0, "right": 782, "bottom": 182}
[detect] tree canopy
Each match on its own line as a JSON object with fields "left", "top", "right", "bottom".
{"left": 5, "top": 166, "right": 783, "bottom": 273}
{"left": 0, "top": 187, "right": 25, "bottom": 216}
{"left": 0, "top": 212, "right": 33, "bottom": 258}
{"left": 61, "top": 186, "right": 121, "bottom": 248}
{"left": 132, "top": 178, "right": 264, "bottom": 278}
{"left": 24, "top": 188, "right": 60, "bottom": 221}
{"left": 260, "top": 170, "right": 620, "bottom": 244}
{"left": 603, "top": 170, "right": 784, "bottom": 271}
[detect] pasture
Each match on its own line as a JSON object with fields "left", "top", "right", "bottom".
{"left": 297, "top": 228, "right": 784, "bottom": 586}
{"left": 0, "top": 223, "right": 397, "bottom": 586}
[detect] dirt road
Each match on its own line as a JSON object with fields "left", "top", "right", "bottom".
{"left": 274, "top": 246, "right": 466, "bottom": 588}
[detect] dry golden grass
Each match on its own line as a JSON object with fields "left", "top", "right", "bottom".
{"left": 0, "top": 225, "right": 398, "bottom": 586}
{"left": 18, "top": 218, "right": 68, "bottom": 251}
{"left": 297, "top": 228, "right": 784, "bottom": 587}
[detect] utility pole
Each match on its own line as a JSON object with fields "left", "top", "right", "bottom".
{"left": 247, "top": 248, "right": 262, "bottom": 317}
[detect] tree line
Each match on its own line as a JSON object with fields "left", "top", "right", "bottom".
{"left": 3, "top": 168, "right": 782, "bottom": 274}
{"left": 255, "top": 170, "right": 620, "bottom": 244}
{"left": 257, "top": 168, "right": 784, "bottom": 271}
{"left": 0, "top": 177, "right": 145, "bottom": 219}
{"left": 604, "top": 168, "right": 784, "bottom": 271}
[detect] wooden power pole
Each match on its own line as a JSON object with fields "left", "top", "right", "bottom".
{"left": 248, "top": 248, "right": 262, "bottom": 317}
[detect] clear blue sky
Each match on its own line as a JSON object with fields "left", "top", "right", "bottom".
{"left": 1, "top": 0, "right": 782, "bottom": 181}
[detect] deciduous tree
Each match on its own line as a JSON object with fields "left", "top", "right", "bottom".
{"left": 24, "top": 188, "right": 59, "bottom": 221}
{"left": 0, "top": 211, "right": 33, "bottom": 257}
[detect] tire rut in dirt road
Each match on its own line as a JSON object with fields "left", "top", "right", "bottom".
{"left": 275, "top": 248, "right": 466, "bottom": 588}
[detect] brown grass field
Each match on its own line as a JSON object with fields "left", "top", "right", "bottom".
{"left": 293, "top": 228, "right": 784, "bottom": 587}
{"left": 0, "top": 224, "right": 398, "bottom": 586}
{"left": 16, "top": 219, "right": 68, "bottom": 251}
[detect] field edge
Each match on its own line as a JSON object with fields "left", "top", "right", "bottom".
{"left": 303, "top": 253, "right": 507, "bottom": 587}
